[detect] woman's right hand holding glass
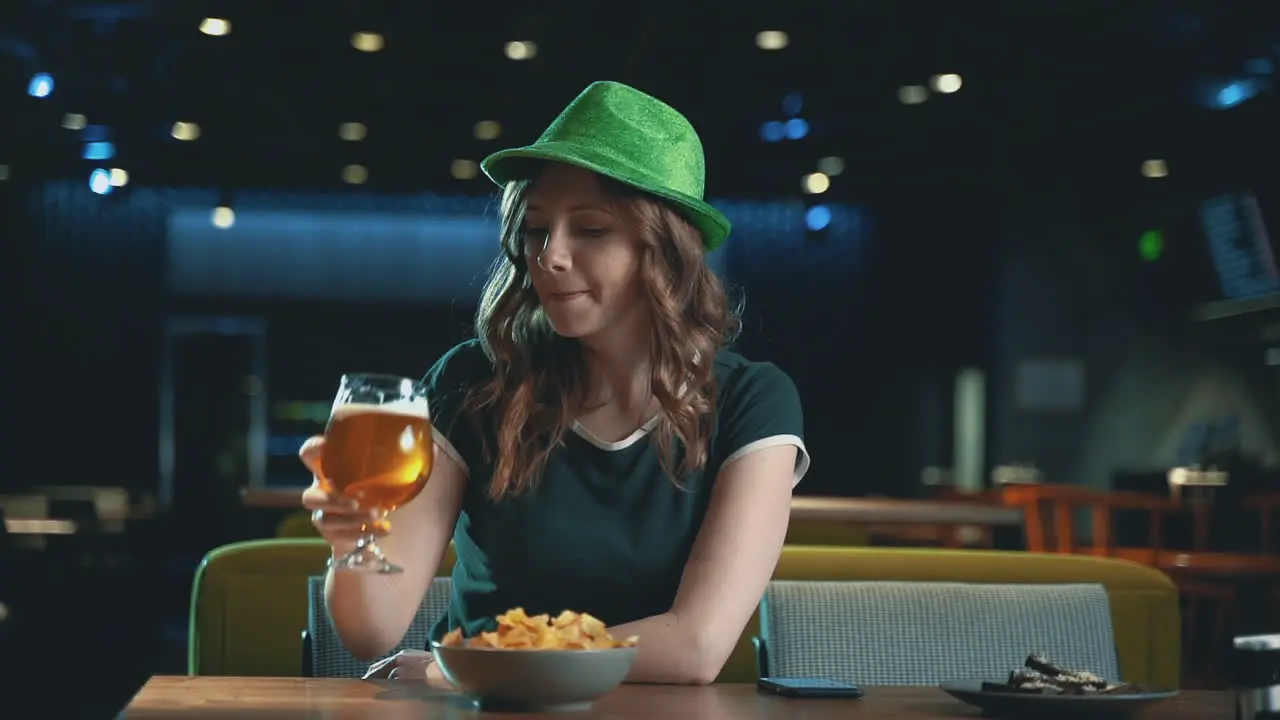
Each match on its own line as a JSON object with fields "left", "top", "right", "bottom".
{"left": 299, "top": 436, "right": 384, "bottom": 555}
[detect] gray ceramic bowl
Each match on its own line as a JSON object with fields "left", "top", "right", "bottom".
{"left": 430, "top": 642, "right": 638, "bottom": 711}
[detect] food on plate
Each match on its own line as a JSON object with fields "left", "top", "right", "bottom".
{"left": 979, "top": 653, "right": 1149, "bottom": 695}
{"left": 438, "top": 607, "right": 640, "bottom": 650}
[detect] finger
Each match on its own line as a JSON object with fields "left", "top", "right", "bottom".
{"left": 300, "top": 485, "right": 330, "bottom": 511}
{"left": 396, "top": 650, "right": 432, "bottom": 661}
{"left": 310, "top": 514, "right": 390, "bottom": 545}
{"left": 362, "top": 656, "right": 396, "bottom": 680}
{"left": 298, "top": 436, "right": 326, "bottom": 474}
{"left": 310, "top": 505, "right": 382, "bottom": 522}
{"left": 400, "top": 651, "right": 432, "bottom": 680}
{"left": 300, "top": 486, "right": 359, "bottom": 513}
{"left": 309, "top": 509, "right": 372, "bottom": 527}
{"left": 388, "top": 662, "right": 427, "bottom": 681}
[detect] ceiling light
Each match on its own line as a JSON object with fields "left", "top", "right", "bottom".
{"left": 802, "top": 172, "right": 830, "bottom": 194}
{"left": 200, "top": 18, "right": 230, "bottom": 37}
{"left": 62, "top": 113, "right": 86, "bottom": 130}
{"left": 27, "top": 73, "right": 53, "bottom": 98}
{"left": 211, "top": 206, "right": 235, "bottom": 229}
{"left": 351, "top": 32, "right": 384, "bottom": 52}
{"left": 171, "top": 122, "right": 201, "bottom": 141}
{"left": 817, "top": 157, "right": 845, "bottom": 177}
{"left": 805, "top": 205, "right": 832, "bottom": 232}
{"left": 451, "top": 160, "right": 479, "bottom": 180}
{"left": 898, "top": 86, "right": 928, "bottom": 105}
{"left": 109, "top": 168, "right": 129, "bottom": 187}
{"left": 504, "top": 41, "right": 537, "bottom": 60}
{"left": 342, "top": 164, "right": 369, "bottom": 184}
{"left": 89, "top": 169, "right": 112, "bottom": 195}
{"left": 0, "top": 165, "right": 9, "bottom": 181}
{"left": 931, "top": 74, "right": 963, "bottom": 94}
{"left": 755, "top": 31, "right": 789, "bottom": 51}
{"left": 473, "top": 120, "right": 502, "bottom": 140}
{"left": 1141, "top": 159, "right": 1169, "bottom": 178}
{"left": 339, "top": 122, "right": 367, "bottom": 141}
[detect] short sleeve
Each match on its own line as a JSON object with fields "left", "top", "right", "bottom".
{"left": 422, "top": 340, "right": 492, "bottom": 477}
{"left": 716, "top": 362, "right": 810, "bottom": 486}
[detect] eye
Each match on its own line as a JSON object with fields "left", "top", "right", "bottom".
{"left": 520, "top": 228, "right": 548, "bottom": 246}
{"left": 577, "top": 227, "right": 606, "bottom": 238}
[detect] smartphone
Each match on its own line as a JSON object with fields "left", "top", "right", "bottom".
{"left": 757, "top": 677, "right": 864, "bottom": 699}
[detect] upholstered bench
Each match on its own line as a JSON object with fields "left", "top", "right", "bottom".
{"left": 190, "top": 541, "right": 1180, "bottom": 686}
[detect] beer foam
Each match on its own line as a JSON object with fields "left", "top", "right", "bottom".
{"left": 331, "top": 398, "right": 429, "bottom": 420}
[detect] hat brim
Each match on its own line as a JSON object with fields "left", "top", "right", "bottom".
{"left": 481, "top": 141, "right": 731, "bottom": 252}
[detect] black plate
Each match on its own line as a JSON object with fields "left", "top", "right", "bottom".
{"left": 939, "top": 680, "right": 1178, "bottom": 718}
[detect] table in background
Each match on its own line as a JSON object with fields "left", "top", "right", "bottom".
{"left": 119, "top": 676, "right": 1232, "bottom": 718}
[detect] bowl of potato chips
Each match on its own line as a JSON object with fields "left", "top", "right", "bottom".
{"left": 430, "top": 607, "right": 640, "bottom": 711}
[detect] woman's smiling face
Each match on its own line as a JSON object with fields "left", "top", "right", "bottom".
{"left": 523, "top": 163, "right": 649, "bottom": 341}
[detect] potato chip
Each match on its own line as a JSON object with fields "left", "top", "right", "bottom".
{"left": 438, "top": 607, "right": 641, "bottom": 650}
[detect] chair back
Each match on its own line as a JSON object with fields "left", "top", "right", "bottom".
{"left": 305, "top": 576, "right": 453, "bottom": 677}
{"left": 759, "top": 580, "right": 1120, "bottom": 685}
{"left": 998, "top": 484, "right": 1179, "bottom": 556}
{"left": 189, "top": 539, "right": 458, "bottom": 676}
{"left": 189, "top": 539, "right": 331, "bottom": 676}
{"left": 189, "top": 541, "right": 1177, "bottom": 686}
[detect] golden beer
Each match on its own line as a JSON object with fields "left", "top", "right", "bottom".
{"left": 321, "top": 402, "right": 433, "bottom": 512}
{"left": 317, "top": 373, "right": 432, "bottom": 574}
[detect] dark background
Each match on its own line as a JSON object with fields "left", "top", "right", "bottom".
{"left": 1, "top": 1, "right": 1278, "bottom": 716}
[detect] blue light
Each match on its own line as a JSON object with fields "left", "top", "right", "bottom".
{"left": 1218, "top": 83, "right": 1245, "bottom": 106}
{"left": 1214, "top": 80, "right": 1258, "bottom": 109}
{"left": 759, "top": 121, "right": 785, "bottom": 142}
{"left": 27, "top": 73, "right": 53, "bottom": 98}
{"left": 805, "top": 205, "right": 832, "bottom": 232}
{"left": 82, "top": 125, "right": 112, "bottom": 142}
{"left": 781, "top": 93, "right": 804, "bottom": 117}
{"left": 1244, "top": 57, "right": 1274, "bottom": 76}
{"left": 89, "top": 168, "right": 113, "bottom": 195}
{"left": 784, "top": 118, "right": 809, "bottom": 140}
{"left": 83, "top": 142, "right": 116, "bottom": 161}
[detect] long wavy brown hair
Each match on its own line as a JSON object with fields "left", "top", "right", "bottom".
{"left": 466, "top": 168, "right": 740, "bottom": 501}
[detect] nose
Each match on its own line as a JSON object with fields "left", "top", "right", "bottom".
{"left": 538, "top": 225, "right": 572, "bottom": 273}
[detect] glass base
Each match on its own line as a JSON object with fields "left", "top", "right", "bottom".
{"left": 332, "top": 536, "right": 404, "bottom": 575}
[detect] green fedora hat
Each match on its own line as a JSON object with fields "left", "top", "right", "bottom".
{"left": 481, "top": 81, "right": 732, "bottom": 251}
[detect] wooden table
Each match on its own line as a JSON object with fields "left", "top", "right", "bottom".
{"left": 2, "top": 518, "right": 77, "bottom": 535}
{"left": 244, "top": 490, "right": 1024, "bottom": 548}
{"left": 242, "top": 487, "right": 309, "bottom": 509}
{"left": 789, "top": 497, "right": 1022, "bottom": 526}
{"left": 243, "top": 488, "right": 1024, "bottom": 527}
{"left": 791, "top": 497, "right": 1022, "bottom": 548}
{"left": 119, "top": 677, "right": 1231, "bottom": 718}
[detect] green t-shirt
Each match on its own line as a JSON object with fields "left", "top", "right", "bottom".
{"left": 424, "top": 339, "right": 808, "bottom": 641}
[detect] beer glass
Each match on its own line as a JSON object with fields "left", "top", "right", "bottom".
{"left": 321, "top": 373, "right": 433, "bottom": 574}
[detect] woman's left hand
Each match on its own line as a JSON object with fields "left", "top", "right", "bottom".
{"left": 362, "top": 650, "right": 445, "bottom": 682}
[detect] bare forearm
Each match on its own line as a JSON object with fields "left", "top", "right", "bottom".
{"left": 324, "top": 570, "right": 417, "bottom": 660}
{"left": 325, "top": 452, "right": 467, "bottom": 660}
{"left": 617, "top": 447, "right": 797, "bottom": 685}
{"left": 324, "top": 534, "right": 444, "bottom": 660}
{"left": 611, "top": 612, "right": 720, "bottom": 685}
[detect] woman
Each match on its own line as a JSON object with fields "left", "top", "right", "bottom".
{"left": 300, "top": 81, "right": 809, "bottom": 685}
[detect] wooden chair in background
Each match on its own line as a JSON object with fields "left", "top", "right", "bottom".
{"left": 995, "top": 483, "right": 1239, "bottom": 683}
{"left": 1243, "top": 492, "right": 1280, "bottom": 554}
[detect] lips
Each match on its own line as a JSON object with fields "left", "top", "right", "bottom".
{"left": 548, "top": 291, "right": 588, "bottom": 301}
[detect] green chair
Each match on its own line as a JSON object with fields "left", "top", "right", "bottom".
{"left": 189, "top": 539, "right": 329, "bottom": 676}
{"left": 190, "top": 541, "right": 1179, "bottom": 688}
{"left": 188, "top": 539, "right": 458, "bottom": 676}
{"left": 274, "top": 510, "right": 320, "bottom": 539}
